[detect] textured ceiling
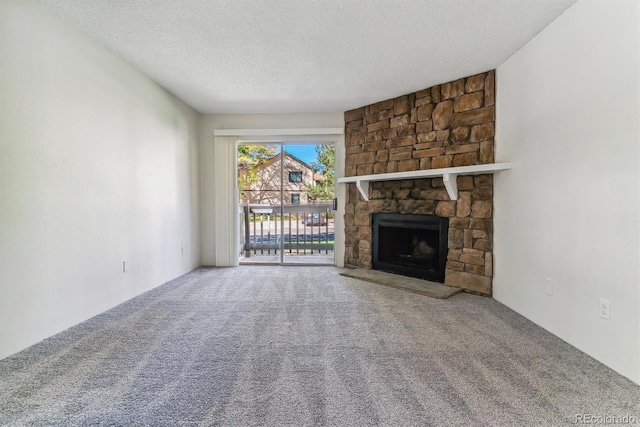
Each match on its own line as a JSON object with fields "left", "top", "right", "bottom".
{"left": 38, "top": 0, "right": 576, "bottom": 114}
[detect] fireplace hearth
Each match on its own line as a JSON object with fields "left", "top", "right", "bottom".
{"left": 372, "top": 213, "right": 449, "bottom": 283}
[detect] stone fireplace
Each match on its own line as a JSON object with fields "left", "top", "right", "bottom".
{"left": 343, "top": 71, "right": 496, "bottom": 295}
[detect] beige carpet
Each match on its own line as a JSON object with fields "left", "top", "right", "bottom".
{"left": 1, "top": 266, "right": 638, "bottom": 426}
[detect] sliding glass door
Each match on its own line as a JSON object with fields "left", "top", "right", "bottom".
{"left": 237, "top": 142, "right": 335, "bottom": 265}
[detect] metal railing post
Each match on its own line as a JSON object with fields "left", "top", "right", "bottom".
{"left": 260, "top": 214, "right": 264, "bottom": 255}
{"left": 252, "top": 212, "right": 256, "bottom": 255}
{"left": 243, "top": 205, "right": 251, "bottom": 257}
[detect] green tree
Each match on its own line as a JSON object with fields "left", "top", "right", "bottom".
{"left": 237, "top": 145, "right": 277, "bottom": 200}
{"left": 306, "top": 144, "right": 335, "bottom": 201}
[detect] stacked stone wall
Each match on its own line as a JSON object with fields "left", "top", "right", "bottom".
{"left": 343, "top": 71, "right": 496, "bottom": 295}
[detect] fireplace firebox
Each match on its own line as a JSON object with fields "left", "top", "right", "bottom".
{"left": 372, "top": 214, "right": 449, "bottom": 283}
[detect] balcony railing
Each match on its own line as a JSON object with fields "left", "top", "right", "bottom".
{"left": 240, "top": 203, "right": 334, "bottom": 257}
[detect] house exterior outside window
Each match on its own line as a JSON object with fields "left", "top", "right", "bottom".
{"left": 291, "top": 194, "right": 300, "bottom": 204}
{"left": 239, "top": 152, "right": 322, "bottom": 205}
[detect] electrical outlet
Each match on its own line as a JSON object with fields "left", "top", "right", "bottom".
{"left": 599, "top": 299, "right": 610, "bottom": 320}
{"left": 123, "top": 261, "right": 130, "bottom": 273}
{"left": 545, "top": 278, "right": 554, "bottom": 296}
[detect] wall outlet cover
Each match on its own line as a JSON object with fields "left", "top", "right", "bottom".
{"left": 545, "top": 278, "right": 554, "bottom": 296}
{"left": 599, "top": 299, "right": 610, "bottom": 320}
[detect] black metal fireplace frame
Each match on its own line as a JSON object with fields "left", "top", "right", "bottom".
{"left": 372, "top": 213, "right": 449, "bottom": 283}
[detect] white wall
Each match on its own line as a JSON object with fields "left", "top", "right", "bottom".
{"left": 494, "top": 0, "right": 639, "bottom": 383}
{"left": 199, "top": 114, "right": 344, "bottom": 266}
{"left": 0, "top": 1, "right": 201, "bottom": 359}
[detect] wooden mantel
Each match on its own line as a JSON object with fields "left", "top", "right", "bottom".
{"left": 337, "top": 162, "right": 512, "bottom": 201}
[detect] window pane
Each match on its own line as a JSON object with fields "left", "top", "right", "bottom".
{"left": 289, "top": 171, "right": 302, "bottom": 182}
{"left": 291, "top": 194, "right": 300, "bottom": 204}
{"left": 237, "top": 144, "right": 281, "bottom": 206}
